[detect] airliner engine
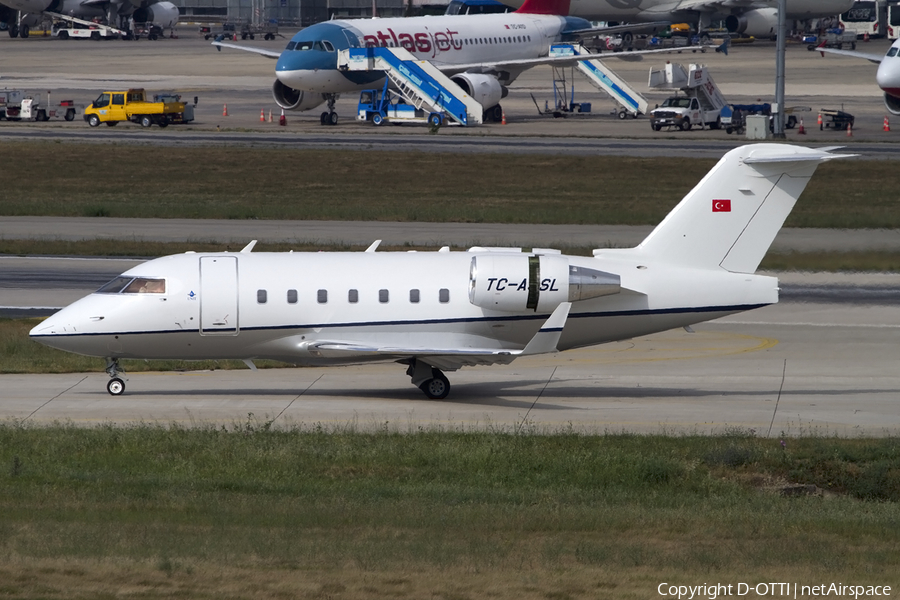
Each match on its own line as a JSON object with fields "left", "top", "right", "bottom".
{"left": 468, "top": 254, "right": 620, "bottom": 313}
{"left": 725, "top": 8, "right": 777, "bottom": 39}
{"left": 133, "top": 0, "right": 178, "bottom": 27}
{"left": 272, "top": 80, "right": 327, "bottom": 111}
{"left": 450, "top": 73, "right": 507, "bottom": 112}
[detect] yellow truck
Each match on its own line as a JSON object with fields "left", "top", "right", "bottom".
{"left": 83, "top": 89, "right": 192, "bottom": 128}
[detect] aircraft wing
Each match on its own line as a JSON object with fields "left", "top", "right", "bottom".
{"left": 304, "top": 303, "right": 572, "bottom": 371}
{"left": 818, "top": 47, "right": 884, "bottom": 64}
{"left": 211, "top": 41, "right": 281, "bottom": 58}
{"left": 435, "top": 43, "right": 718, "bottom": 74}
{"left": 670, "top": 0, "right": 767, "bottom": 11}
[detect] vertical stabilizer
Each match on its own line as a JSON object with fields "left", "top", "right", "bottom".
{"left": 635, "top": 144, "right": 851, "bottom": 273}
{"left": 515, "top": 0, "right": 570, "bottom": 15}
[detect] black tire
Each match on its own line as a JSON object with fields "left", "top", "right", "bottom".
{"left": 710, "top": 116, "right": 721, "bottom": 130}
{"left": 37, "top": 109, "right": 48, "bottom": 122}
{"left": 8, "top": 24, "right": 18, "bottom": 38}
{"left": 58, "top": 30, "right": 69, "bottom": 39}
{"left": 106, "top": 121, "right": 118, "bottom": 126}
{"left": 88, "top": 114, "right": 101, "bottom": 127}
{"left": 420, "top": 372, "right": 450, "bottom": 400}
{"left": 91, "top": 31, "right": 100, "bottom": 40}
{"left": 429, "top": 113, "right": 441, "bottom": 127}
{"left": 328, "top": 111, "right": 338, "bottom": 126}
{"left": 241, "top": 33, "right": 248, "bottom": 40}
{"left": 65, "top": 109, "right": 75, "bottom": 121}
{"left": 680, "top": 118, "right": 691, "bottom": 131}
{"left": 726, "top": 126, "right": 733, "bottom": 134}
{"left": 21, "top": 25, "right": 29, "bottom": 38}
{"left": 140, "top": 115, "right": 152, "bottom": 127}
{"left": 372, "top": 113, "right": 384, "bottom": 126}
{"left": 250, "top": 34, "right": 255, "bottom": 40}
{"left": 808, "top": 44, "right": 815, "bottom": 51}
{"left": 652, "top": 123, "right": 661, "bottom": 131}
{"left": 786, "top": 116, "right": 797, "bottom": 129}
{"left": 618, "top": 110, "right": 627, "bottom": 120}
{"left": 158, "top": 118, "right": 169, "bottom": 128}
{"left": 491, "top": 104, "right": 503, "bottom": 122}
{"left": 107, "top": 377, "right": 125, "bottom": 396}
{"left": 205, "top": 34, "right": 211, "bottom": 40}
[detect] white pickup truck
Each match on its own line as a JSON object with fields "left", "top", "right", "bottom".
{"left": 648, "top": 63, "right": 727, "bottom": 131}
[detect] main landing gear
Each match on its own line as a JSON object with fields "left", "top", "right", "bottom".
{"left": 105, "top": 357, "right": 126, "bottom": 396}
{"left": 319, "top": 94, "right": 339, "bottom": 126}
{"left": 406, "top": 359, "right": 450, "bottom": 400}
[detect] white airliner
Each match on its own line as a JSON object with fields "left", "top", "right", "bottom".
{"left": 214, "top": 0, "right": 704, "bottom": 125}
{"left": 819, "top": 39, "right": 900, "bottom": 116}
{"left": 30, "top": 144, "right": 848, "bottom": 399}
{"left": 502, "top": 0, "right": 855, "bottom": 39}
{"left": 2, "top": 0, "right": 178, "bottom": 38}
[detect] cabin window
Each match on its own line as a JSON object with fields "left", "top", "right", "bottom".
{"left": 257, "top": 289, "right": 268, "bottom": 304}
{"left": 287, "top": 289, "right": 298, "bottom": 304}
{"left": 410, "top": 289, "right": 420, "bottom": 303}
{"left": 348, "top": 289, "right": 359, "bottom": 303}
{"left": 120, "top": 278, "right": 165, "bottom": 294}
{"left": 379, "top": 289, "right": 389, "bottom": 303}
{"left": 439, "top": 288, "right": 450, "bottom": 303}
{"left": 317, "top": 289, "right": 328, "bottom": 303}
{"left": 112, "top": 93, "right": 125, "bottom": 105}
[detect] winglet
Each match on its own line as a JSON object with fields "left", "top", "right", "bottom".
{"left": 521, "top": 302, "right": 571, "bottom": 356}
{"left": 240, "top": 240, "right": 258, "bottom": 253}
{"left": 716, "top": 37, "right": 729, "bottom": 56}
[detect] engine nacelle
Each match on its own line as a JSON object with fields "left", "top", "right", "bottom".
{"left": 885, "top": 93, "right": 900, "bottom": 116}
{"left": 469, "top": 254, "right": 620, "bottom": 313}
{"left": 450, "top": 73, "right": 506, "bottom": 110}
{"left": 135, "top": 1, "right": 179, "bottom": 27}
{"left": 725, "top": 8, "right": 777, "bottom": 38}
{"left": 272, "top": 80, "right": 327, "bottom": 112}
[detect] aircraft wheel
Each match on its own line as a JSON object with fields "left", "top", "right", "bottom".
{"left": 491, "top": 104, "right": 503, "bottom": 122}
{"left": 420, "top": 372, "right": 450, "bottom": 400}
{"left": 21, "top": 25, "right": 29, "bottom": 38}
{"left": 328, "top": 111, "right": 338, "bottom": 126}
{"left": 141, "top": 115, "right": 152, "bottom": 127}
{"left": 8, "top": 24, "right": 19, "bottom": 38}
{"left": 320, "top": 111, "right": 329, "bottom": 125}
{"left": 88, "top": 114, "right": 101, "bottom": 127}
{"left": 372, "top": 113, "right": 384, "bottom": 126}
{"left": 107, "top": 377, "right": 125, "bottom": 396}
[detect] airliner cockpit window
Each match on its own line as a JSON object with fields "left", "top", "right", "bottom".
{"left": 295, "top": 41, "right": 325, "bottom": 51}
{"left": 123, "top": 278, "right": 166, "bottom": 294}
{"left": 888, "top": 47, "right": 898, "bottom": 57}
{"left": 322, "top": 40, "right": 335, "bottom": 52}
{"left": 96, "top": 277, "right": 133, "bottom": 294}
{"left": 286, "top": 41, "right": 296, "bottom": 50}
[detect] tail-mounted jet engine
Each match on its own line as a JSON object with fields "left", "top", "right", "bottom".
{"left": 450, "top": 73, "right": 507, "bottom": 111}
{"left": 273, "top": 80, "right": 328, "bottom": 111}
{"left": 725, "top": 8, "right": 777, "bottom": 39}
{"left": 469, "top": 254, "right": 620, "bottom": 313}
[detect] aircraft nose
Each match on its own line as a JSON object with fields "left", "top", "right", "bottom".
{"left": 876, "top": 62, "right": 900, "bottom": 95}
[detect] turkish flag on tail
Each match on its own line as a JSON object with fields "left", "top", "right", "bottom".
{"left": 712, "top": 199, "right": 731, "bottom": 212}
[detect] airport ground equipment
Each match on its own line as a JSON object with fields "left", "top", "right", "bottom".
{"left": 818, "top": 108, "right": 855, "bottom": 130}
{"left": 201, "top": 21, "right": 279, "bottom": 41}
{"left": 45, "top": 11, "right": 126, "bottom": 39}
{"left": 338, "top": 47, "right": 483, "bottom": 126}
{"left": 648, "top": 62, "right": 727, "bottom": 131}
{"left": 806, "top": 30, "right": 858, "bottom": 51}
{"left": 357, "top": 81, "right": 448, "bottom": 127}
{"left": 0, "top": 90, "right": 78, "bottom": 121}
{"left": 546, "top": 44, "right": 649, "bottom": 119}
{"left": 83, "top": 89, "right": 193, "bottom": 128}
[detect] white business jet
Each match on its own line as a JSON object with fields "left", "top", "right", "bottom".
{"left": 213, "top": 0, "right": 702, "bottom": 125}
{"left": 819, "top": 39, "right": 900, "bottom": 116}
{"left": 31, "top": 144, "right": 848, "bottom": 399}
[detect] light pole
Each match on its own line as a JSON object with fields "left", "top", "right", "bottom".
{"left": 773, "top": 0, "right": 787, "bottom": 139}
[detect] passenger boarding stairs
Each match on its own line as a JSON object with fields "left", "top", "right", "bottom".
{"left": 338, "top": 47, "right": 483, "bottom": 126}
{"left": 550, "top": 44, "right": 649, "bottom": 118}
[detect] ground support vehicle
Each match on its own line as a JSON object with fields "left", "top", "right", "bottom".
{"left": 242, "top": 22, "right": 280, "bottom": 40}
{"left": 53, "top": 22, "right": 117, "bottom": 39}
{"left": 1, "top": 91, "right": 78, "bottom": 121}
{"left": 648, "top": 62, "right": 727, "bottom": 131}
{"left": 83, "top": 89, "right": 191, "bottom": 128}
{"left": 721, "top": 103, "right": 809, "bottom": 134}
{"left": 357, "top": 83, "right": 448, "bottom": 127}
{"left": 819, "top": 108, "right": 855, "bottom": 130}
{"left": 806, "top": 29, "right": 858, "bottom": 50}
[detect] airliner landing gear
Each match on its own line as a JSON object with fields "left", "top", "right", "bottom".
{"left": 407, "top": 359, "right": 451, "bottom": 400}
{"left": 320, "top": 95, "right": 339, "bottom": 126}
{"left": 105, "top": 358, "right": 126, "bottom": 396}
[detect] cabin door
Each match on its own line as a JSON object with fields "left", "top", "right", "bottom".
{"left": 199, "top": 256, "right": 239, "bottom": 335}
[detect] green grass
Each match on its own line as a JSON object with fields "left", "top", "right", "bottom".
{"left": 0, "top": 425, "right": 898, "bottom": 598}
{"left": 1, "top": 141, "right": 898, "bottom": 228}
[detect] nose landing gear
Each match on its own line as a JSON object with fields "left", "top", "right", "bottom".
{"left": 407, "top": 359, "right": 451, "bottom": 400}
{"left": 105, "top": 357, "right": 126, "bottom": 396}
{"left": 319, "top": 94, "right": 339, "bottom": 126}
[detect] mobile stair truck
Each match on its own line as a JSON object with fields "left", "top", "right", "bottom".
{"left": 83, "top": 89, "right": 193, "bottom": 128}
{"left": 357, "top": 81, "right": 449, "bottom": 127}
{"left": 647, "top": 62, "right": 727, "bottom": 131}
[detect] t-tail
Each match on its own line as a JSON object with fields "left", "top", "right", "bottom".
{"left": 634, "top": 144, "right": 853, "bottom": 273}
{"left": 515, "top": 0, "right": 570, "bottom": 15}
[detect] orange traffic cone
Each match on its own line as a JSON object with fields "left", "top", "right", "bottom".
{"left": 797, "top": 117, "right": 806, "bottom": 134}
{"left": 279, "top": 108, "right": 286, "bottom": 126}
{"left": 864, "top": 32, "right": 870, "bottom": 42}
{"left": 268, "top": 109, "right": 273, "bottom": 123}
{"left": 501, "top": 109, "right": 507, "bottom": 125}
{"left": 260, "top": 109, "right": 265, "bottom": 122}
{"left": 223, "top": 103, "right": 228, "bottom": 117}
{"left": 847, "top": 122, "right": 853, "bottom": 137}
{"left": 817, "top": 113, "right": 823, "bottom": 130}
{"left": 884, "top": 115, "right": 891, "bottom": 132}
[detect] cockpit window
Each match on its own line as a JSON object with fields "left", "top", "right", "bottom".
{"left": 294, "top": 41, "right": 318, "bottom": 51}
{"left": 286, "top": 41, "right": 296, "bottom": 50}
{"left": 96, "top": 276, "right": 165, "bottom": 294}
{"left": 322, "top": 40, "right": 335, "bottom": 52}
{"left": 888, "top": 47, "right": 898, "bottom": 57}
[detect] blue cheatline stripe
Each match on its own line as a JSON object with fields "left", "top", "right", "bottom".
{"left": 581, "top": 61, "right": 639, "bottom": 111}
{"left": 29, "top": 303, "right": 769, "bottom": 339}
{"left": 539, "top": 327, "right": 564, "bottom": 333}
